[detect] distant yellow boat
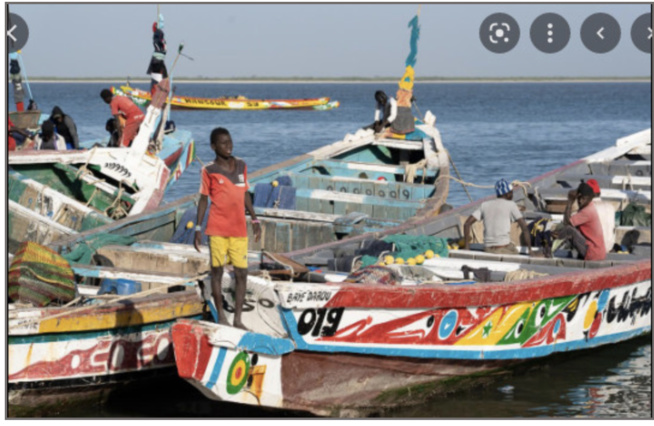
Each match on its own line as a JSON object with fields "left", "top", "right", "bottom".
{"left": 113, "top": 85, "right": 340, "bottom": 111}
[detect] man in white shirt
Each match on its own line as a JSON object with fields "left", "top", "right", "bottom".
{"left": 370, "top": 90, "right": 397, "bottom": 133}
{"left": 34, "top": 121, "right": 67, "bottom": 150}
{"left": 464, "top": 179, "right": 532, "bottom": 255}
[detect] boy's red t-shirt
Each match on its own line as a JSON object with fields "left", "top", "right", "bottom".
{"left": 199, "top": 158, "right": 249, "bottom": 238}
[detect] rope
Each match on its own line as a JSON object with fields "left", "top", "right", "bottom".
{"left": 75, "top": 146, "right": 99, "bottom": 179}
{"left": 261, "top": 250, "right": 295, "bottom": 281}
{"left": 104, "top": 182, "right": 128, "bottom": 219}
{"left": 14, "top": 272, "right": 209, "bottom": 328}
{"left": 404, "top": 159, "right": 427, "bottom": 183}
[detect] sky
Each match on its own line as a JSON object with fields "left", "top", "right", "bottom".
{"left": 4, "top": 2, "right": 652, "bottom": 79}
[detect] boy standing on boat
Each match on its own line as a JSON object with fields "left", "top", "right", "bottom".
{"left": 463, "top": 179, "right": 532, "bottom": 255}
{"left": 553, "top": 182, "right": 606, "bottom": 261}
{"left": 194, "top": 128, "right": 261, "bottom": 329}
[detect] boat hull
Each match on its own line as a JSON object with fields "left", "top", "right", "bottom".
{"left": 116, "top": 85, "right": 333, "bottom": 110}
{"left": 8, "top": 291, "right": 206, "bottom": 413}
{"left": 172, "top": 258, "right": 651, "bottom": 416}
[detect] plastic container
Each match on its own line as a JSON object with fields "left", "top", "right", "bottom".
{"left": 99, "top": 278, "right": 142, "bottom": 295}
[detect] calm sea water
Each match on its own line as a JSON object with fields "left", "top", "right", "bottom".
{"left": 14, "top": 82, "right": 652, "bottom": 418}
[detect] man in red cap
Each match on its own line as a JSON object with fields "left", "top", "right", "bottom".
{"left": 586, "top": 178, "right": 601, "bottom": 196}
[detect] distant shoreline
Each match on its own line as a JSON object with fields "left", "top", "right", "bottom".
{"left": 26, "top": 77, "right": 651, "bottom": 84}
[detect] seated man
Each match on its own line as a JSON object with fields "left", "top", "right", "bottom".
{"left": 368, "top": 90, "right": 397, "bottom": 133}
{"left": 34, "top": 121, "right": 67, "bottom": 150}
{"left": 552, "top": 181, "right": 606, "bottom": 261}
{"left": 464, "top": 179, "right": 532, "bottom": 255}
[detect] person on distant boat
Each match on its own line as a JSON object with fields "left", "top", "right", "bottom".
{"left": 194, "top": 127, "right": 261, "bottom": 330}
{"left": 552, "top": 181, "right": 606, "bottom": 261}
{"left": 368, "top": 90, "right": 398, "bottom": 133}
{"left": 34, "top": 121, "right": 67, "bottom": 150}
{"left": 49, "top": 106, "right": 80, "bottom": 150}
{"left": 100, "top": 89, "right": 145, "bottom": 148}
{"left": 463, "top": 179, "right": 532, "bottom": 256}
{"left": 146, "top": 15, "right": 168, "bottom": 96}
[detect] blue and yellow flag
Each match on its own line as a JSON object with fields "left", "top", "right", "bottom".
{"left": 398, "top": 14, "right": 420, "bottom": 92}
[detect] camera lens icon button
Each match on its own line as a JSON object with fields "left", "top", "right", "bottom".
{"left": 480, "top": 13, "right": 520, "bottom": 53}
{"left": 531, "top": 13, "right": 570, "bottom": 53}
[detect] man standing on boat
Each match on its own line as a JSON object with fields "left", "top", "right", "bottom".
{"left": 552, "top": 182, "right": 606, "bottom": 261}
{"left": 463, "top": 179, "right": 532, "bottom": 255}
{"left": 100, "top": 89, "right": 145, "bottom": 148}
{"left": 194, "top": 128, "right": 261, "bottom": 330}
{"left": 146, "top": 14, "right": 168, "bottom": 96}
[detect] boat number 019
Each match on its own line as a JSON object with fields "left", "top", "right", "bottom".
{"left": 297, "top": 307, "right": 345, "bottom": 337}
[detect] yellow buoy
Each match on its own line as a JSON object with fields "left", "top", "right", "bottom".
{"left": 415, "top": 254, "right": 425, "bottom": 264}
{"left": 271, "top": 180, "right": 279, "bottom": 187}
{"left": 395, "top": 257, "right": 405, "bottom": 265}
{"left": 425, "top": 250, "right": 435, "bottom": 259}
{"left": 384, "top": 255, "right": 395, "bottom": 265}
{"left": 407, "top": 258, "right": 416, "bottom": 266}
{"left": 186, "top": 221, "right": 194, "bottom": 229}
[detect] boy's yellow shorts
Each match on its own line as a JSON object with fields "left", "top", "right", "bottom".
{"left": 208, "top": 236, "right": 248, "bottom": 269}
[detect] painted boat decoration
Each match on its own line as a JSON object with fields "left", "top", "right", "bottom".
{"left": 8, "top": 78, "right": 196, "bottom": 253}
{"left": 171, "top": 128, "right": 651, "bottom": 417}
{"left": 114, "top": 85, "right": 339, "bottom": 111}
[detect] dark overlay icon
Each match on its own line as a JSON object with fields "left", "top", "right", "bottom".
{"left": 581, "top": 13, "right": 621, "bottom": 53}
{"left": 530, "top": 13, "right": 571, "bottom": 53}
{"left": 7, "top": 13, "right": 29, "bottom": 52}
{"left": 631, "top": 13, "right": 651, "bottom": 54}
{"left": 480, "top": 13, "right": 520, "bottom": 53}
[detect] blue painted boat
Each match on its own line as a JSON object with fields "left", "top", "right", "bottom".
{"left": 245, "top": 118, "right": 451, "bottom": 252}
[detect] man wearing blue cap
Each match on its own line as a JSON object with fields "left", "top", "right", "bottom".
{"left": 463, "top": 179, "right": 532, "bottom": 255}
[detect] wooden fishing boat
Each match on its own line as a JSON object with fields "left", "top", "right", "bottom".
{"left": 170, "top": 128, "right": 651, "bottom": 417}
{"left": 114, "top": 84, "right": 339, "bottom": 111}
{"left": 245, "top": 113, "right": 450, "bottom": 252}
{"left": 7, "top": 195, "right": 209, "bottom": 415}
{"left": 7, "top": 78, "right": 196, "bottom": 253}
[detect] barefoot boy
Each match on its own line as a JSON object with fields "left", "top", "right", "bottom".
{"left": 195, "top": 127, "right": 261, "bottom": 329}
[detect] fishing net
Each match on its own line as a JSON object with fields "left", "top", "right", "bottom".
{"left": 360, "top": 234, "right": 449, "bottom": 268}
{"left": 61, "top": 233, "right": 136, "bottom": 265}
{"left": 620, "top": 203, "right": 651, "bottom": 227}
{"left": 8, "top": 241, "right": 76, "bottom": 307}
{"left": 344, "top": 265, "right": 400, "bottom": 286}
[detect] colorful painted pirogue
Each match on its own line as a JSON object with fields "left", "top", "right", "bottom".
{"left": 114, "top": 84, "right": 340, "bottom": 111}
{"left": 171, "top": 128, "right": 651, "bottom": 417}
{"left": 7, "top": 78, "right": 195, "bottom": 253}
{"left": 7, "top": 195, "right": 208, "bottom": 414}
